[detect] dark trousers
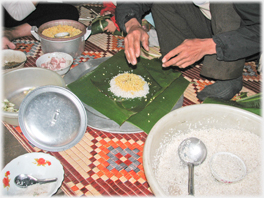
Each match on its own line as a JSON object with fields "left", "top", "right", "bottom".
{"left": 3, "top": 3, "right": 79, "bottom": 28}
{"left": 151, "top": 3, "right": 245, "bottom": 80}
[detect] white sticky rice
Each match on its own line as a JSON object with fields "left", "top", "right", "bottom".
{"left": 153, "top": 128, "right": 261, "bottom": 196}
{"left": 109, "top": 72, "right": 149, "bottom": 99}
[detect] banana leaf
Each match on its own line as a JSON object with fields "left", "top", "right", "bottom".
{"left": 90, "top": 61, "right": 162, "bottom": 113}
{"left": 127, "top": 75, "right": 189, "bottom": 133}
{"left": 91, "top": 15, "right": 123, "bottom": 36}
{"left": 203, "top": 94, "right": 262, "bottom": 116}
{"left": 68, "top": 71, "right": 134, "bottom": 125}
{"left": 67, "top": 50, "right": 189, "bottom": 132}
{"left": 236, "top": 93, "right": 261, "bottom": 108}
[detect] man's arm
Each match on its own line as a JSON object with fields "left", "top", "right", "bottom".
{"left": 213, "top": 3, "right": 260, "bottom": 61}
{"left": 115, "top": 3, "right": 152, "bottom": 65}
{"left": 115, "top": 3, "right": 152, "bottom": 33}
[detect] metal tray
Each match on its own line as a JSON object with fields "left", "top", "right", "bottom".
{"left": 64, "top": 57, "right": 143, "bottom": 133}
{"left": 64, "top": 57, "right": 184, "bottom": 133}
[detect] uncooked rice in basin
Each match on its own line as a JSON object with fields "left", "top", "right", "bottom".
{"left": 109, "top": 72, "right": 149, "bottom": 99}
{"left": 153, "top": 128, "right": 261, "bottom": 196}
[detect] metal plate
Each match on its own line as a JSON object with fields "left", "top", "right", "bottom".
{"left": 63, "top": 57, "right": 110, "bottom": 84}
{"left": 64, "top": 57, "right": 144, "bottom": 133}
{"left": 63, "top": 58, "right": 184, "bottom": 133}
{"left": 18, "top": 86, "right": 87, "bottom": 152}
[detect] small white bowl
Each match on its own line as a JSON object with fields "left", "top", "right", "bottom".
{"left": 1, "top": 152, "right": 64, "bottom": 196}
{"left": 2, "top": 49, "right": 27, "bottom": 73}
{"left": 209, "top": 152, "right": 247, "bottom": 183}
{"left": 36, "top": 52, "right": 73, "bottom": 75}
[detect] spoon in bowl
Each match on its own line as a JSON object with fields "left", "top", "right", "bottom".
{"left": 14, "top": 174, "right": 57, "bottom": 188}
{"left": 54, "top": 32, "right": 70, "bottom": 38}
{"left": 178, "top": 137, "right": 207, "bottom": 195}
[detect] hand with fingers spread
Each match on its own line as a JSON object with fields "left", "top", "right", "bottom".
{"left": 124, "top": 18, "right": 149, "bottom": 65}
{"left": 162, "top": 38, "right": 216, "bottom": 68}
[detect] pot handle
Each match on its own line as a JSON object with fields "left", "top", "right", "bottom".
{"left": 83, "top": 26, "right": 92, "bottom": 40}
{"left": 31, "top": 26, "right": 40, "bottom": 41}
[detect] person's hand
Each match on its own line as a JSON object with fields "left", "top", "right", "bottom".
{"left": 2, "top": 36, "right": 16, "bottom": 49}
{"left": 162, "top": 38, "right": 216, "bottom": 68}
{"left": 104, "top": 19, "right": 117, "bottom": 33}
{"left": 124, "top": 18, "right": 149, "bottom": 65}
{"left": 101, "top": 11, "right": 112, "bottom": 16}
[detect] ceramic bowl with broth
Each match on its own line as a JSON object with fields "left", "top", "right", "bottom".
{"left": 2, "top": 49, "right": 27, "bottom": 73}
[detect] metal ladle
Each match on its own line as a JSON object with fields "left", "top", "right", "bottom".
{"left": 54, "top": 32, "right": 70, "bottom": 38}
{"left": 14, "top": 174, "right": 57, "bottom": 188}
{"left": 178, "top": 137, "right": 207, "bottom": 195}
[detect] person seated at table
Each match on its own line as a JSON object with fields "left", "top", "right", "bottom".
{"left": 2, "top": 1, "right": 79, "bottom": 49}
{"left": 115, "top": 2, "right": 260, "bottom": 101}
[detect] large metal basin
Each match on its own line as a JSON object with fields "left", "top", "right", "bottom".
{"left": 2, "top": 67, "right": 66, "bottom": 126}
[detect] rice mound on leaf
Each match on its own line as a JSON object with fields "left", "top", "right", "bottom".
{"left": 109, "top": 72, "right": 149, "bottom": 99}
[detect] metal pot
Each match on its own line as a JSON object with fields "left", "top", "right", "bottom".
{"left": 31, "top": 19, "right": 91, "bottom": 58}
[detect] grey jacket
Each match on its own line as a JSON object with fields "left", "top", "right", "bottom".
{"left": 115, "top": 3, "right": 260, "bottom": 62}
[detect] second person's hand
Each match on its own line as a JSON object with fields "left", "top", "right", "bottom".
{"left": 162, "top": 38, "right": 216, "bottom": 68}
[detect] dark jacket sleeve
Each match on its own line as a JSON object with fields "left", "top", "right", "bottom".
{"left": 212, "top": 3, "right": 260, "bottom": 61}
{"left": 115, "top": 3, "right": 152, "bottom": 33}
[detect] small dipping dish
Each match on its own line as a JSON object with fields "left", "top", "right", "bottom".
{"left": 209, "top": 152, "right": 247, "bottom": 183}
{"left": 2, "top": 49, "right": 27, "bottom": 73}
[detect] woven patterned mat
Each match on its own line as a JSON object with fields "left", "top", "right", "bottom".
{"left": 3, "top": 32, "right": 261, "bottom": 196}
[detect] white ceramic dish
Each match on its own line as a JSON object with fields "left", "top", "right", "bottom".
{"left": 1, "top": 152, "right": 64, "bottom": 196}
{"left": 2, "top": 49, "right": 27, "bottom": 73}
{"left": 36, "top": 52, "right": 73, "bottom": 75}
{"left": 143, "top": 104, "right": 262, "bottom": 196}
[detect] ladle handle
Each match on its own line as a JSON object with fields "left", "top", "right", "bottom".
{"left": 31, "top": 26, "right": 40, "bottom": 40}
{"left": 188, "top": 163, "right": 194, "bottom": 196}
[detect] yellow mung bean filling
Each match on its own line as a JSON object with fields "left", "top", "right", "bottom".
{"left": 42, "top": 25, "right": 82, "bottom": 38}
{"left": 115, "top": 73, "right": 145, "bottom": 92}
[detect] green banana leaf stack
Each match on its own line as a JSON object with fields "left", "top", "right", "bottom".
{"left": 67, "top": 50, "right": 189, "bottom": 133}
{"left": 203, "top": 92, "right": 262, "bottom": 116}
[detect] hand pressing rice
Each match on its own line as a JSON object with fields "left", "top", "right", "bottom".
{"left": 109, "top": 72, "right": 149, "bottom": 99}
